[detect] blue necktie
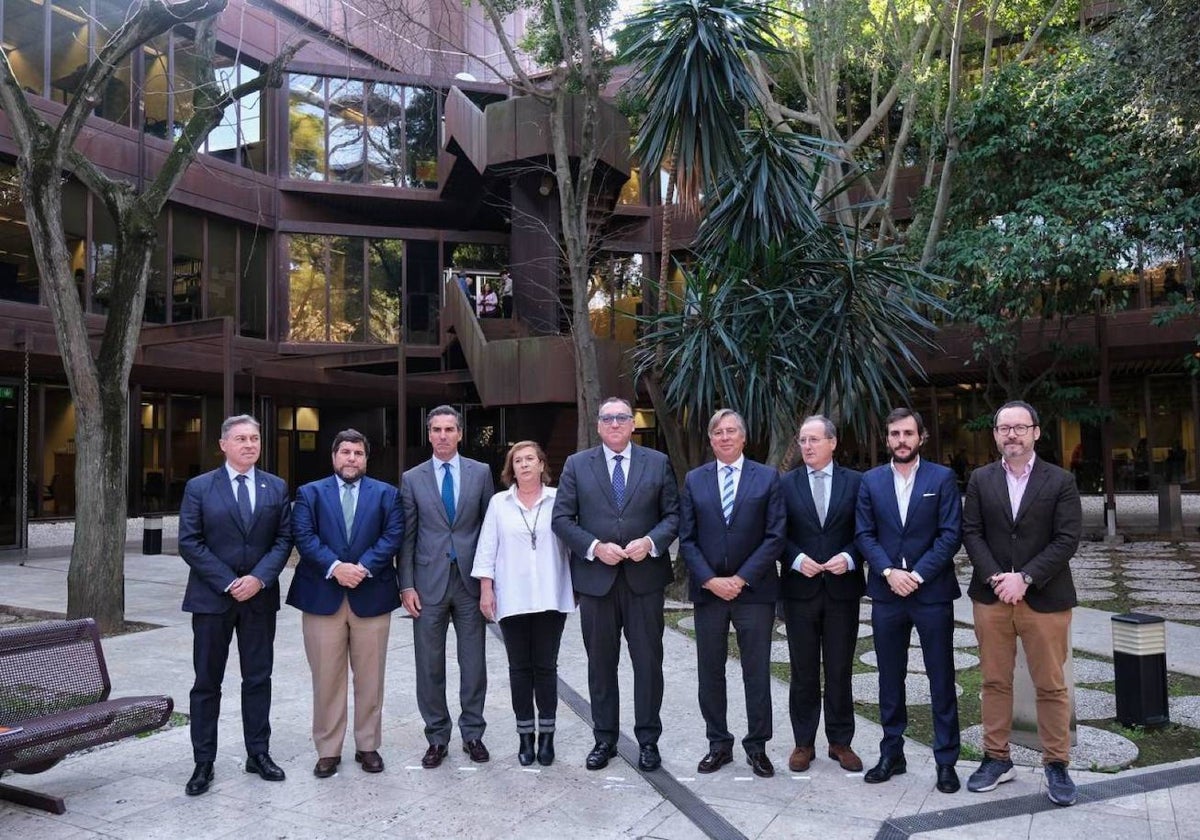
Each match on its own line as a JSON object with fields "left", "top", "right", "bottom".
{"left": 721, "top": 465, "right": 736, "bottom": 524}
{"left": 235, "top": 474, "right": 252, "bottom": 528}
{"left": 611, "top": 454, "right": 626, "bottom": 508}
{"left": 441, "top": 462, "right": 456, "bottom": 524}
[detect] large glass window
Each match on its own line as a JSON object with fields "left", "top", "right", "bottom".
{"left": 328, "top": 236, "right": 365, "bottom": 341}
{"left": 208, "top": 219, "right": 236, "bottom": 321}
{"left": 240, "top": 227, "right": 269, "bottom": 338}
{"left": 48, "top": 0, "right": 88, "bottom": 105}
{"left": 90, "top": 201, "right": 117, "bottom": 314}
{"left": 368, "top": 239, "right": 402, "bottom": 342}
{"left": 172, "top": 210, "right": 203, "bottom": 323}
{"left": 142, "top": 33, "right": 171, "bottom": 138}
{"left": 288, "top": 233, "right": 329, "bottom": 341}
{"left": 3, "top": 0, "right": 47, "bottom": 97}
{"left": 93, "top": 0, "right": 133, "bottom": 127}
{"left": 0, "top": 164, "right": 38, "bottom": 304}
{"left": 286, "top": 74, "right": 441, "bottom": 188}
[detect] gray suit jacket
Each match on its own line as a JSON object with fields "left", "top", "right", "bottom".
{"left": 552, "top": 443, "right": 679, "bottom": 597}
{"left": 399, "top": 455, "right": 495, "bottom": 604}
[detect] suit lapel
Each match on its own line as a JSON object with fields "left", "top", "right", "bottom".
{"left": 590, "top": 447, "right": 619, "bottom": 513}
{"left": 623, "top": 446, "right": 647, "bottom": 512}
{"left": 216, "top": 469, "right": 250, "bottom": 536}
{"left": 324, "top": 476, "right": 349, "bottom": 542}
{"left": 729, "top": 461, "right": 756, "bottom": 523}
{"left": 1013, "top": 460, "right": 1048, "bottom": 524}
{"left": 825, "top": 466, "right": 846, "bottom": 527}
{"left": 426, "top": 459, "right": 451, "bottom": 527}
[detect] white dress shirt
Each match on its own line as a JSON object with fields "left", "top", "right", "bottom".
{"left": 434, "top": 453, "right": 462, "bottom": 508}
{"left": 473, "top": 486, "right": 575, "bottom": 621}
{"left": 223, "top": 463, "right": 257, "bottom": 511}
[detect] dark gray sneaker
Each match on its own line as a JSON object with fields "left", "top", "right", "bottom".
{"left": 967, "top": 756, "right": 1016, "bottom": 792}
{"left": 1045, "top": 761, "right": 1077, "bottom": 806}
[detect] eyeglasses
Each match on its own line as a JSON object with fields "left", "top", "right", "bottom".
{"left": 995, "top": 424, "right": 1036, "bottom": 435}
{"left": 598, "top": 413, "right": 634, "bottom": 425}
{"left": 797, "top": 436, "right": 831, "bottom": 445}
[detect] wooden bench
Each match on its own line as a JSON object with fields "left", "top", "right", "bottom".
{"left": 0, "top": 618, "right": 174, "bottom": 814}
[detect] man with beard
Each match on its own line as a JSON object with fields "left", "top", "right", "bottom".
{"left": 289, "top": 429, "right": 404, "bottom": 777}
{"left": 855, "top": 408, "right": 963, "bottom": 794}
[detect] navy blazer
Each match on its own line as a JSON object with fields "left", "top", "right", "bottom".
{"left": 287, "top": 474, "right": 404, "bottom": 618}
{"left": 855, "top": 459, "right": 962, "bottom": 605}
{"left": 679, "top": 459, "right": 784, "bottom": 605}
{"left": 179, "top": 467, "right": 293, "bottom": 615}
{"left": 780, "top": 465, "right": 865, "bottom": 602}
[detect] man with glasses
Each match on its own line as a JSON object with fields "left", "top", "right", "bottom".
{"left": 963, "top": 401, "right": 1082, "bottom": 806}
{"left": 779, "top": 416, "right": 864, "bottom": 774}
{"left": 680, "top": 409, "right": 784, "bottom": 777}
{"left": 553, "top": 397, "right": 679, "bottom": 772}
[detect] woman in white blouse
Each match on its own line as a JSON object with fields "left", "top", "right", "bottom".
{"left": 473, "top": 441, "right": 574, "bottom": 766}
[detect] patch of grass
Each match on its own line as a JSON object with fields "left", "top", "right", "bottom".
{"left": 137, "top": 711, "right": 188, "bottom": 738}
{"left": 1097, "top": 721, "right": 1200, "bottom": 768}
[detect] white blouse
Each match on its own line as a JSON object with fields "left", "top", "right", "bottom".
{"left": 472, "top": 485, "right": 575, "bottom": 621}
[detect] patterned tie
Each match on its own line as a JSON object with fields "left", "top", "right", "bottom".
{"left": 441, "top": 462, "right": 456, "bottom": 524}
{"left": 812, "top": 470, "right": 827, "bottom": 526}
{"left": 721, "top": 465, "right": 736, "bottom": 524}
{"left": 611, "top": 454, "right": 626, "bottom": 508}
{"left": 235, "top": 474, "right": 252, "bottom": 528}
{"left": 341, "top": 482, "right": 355, "bottom": 540}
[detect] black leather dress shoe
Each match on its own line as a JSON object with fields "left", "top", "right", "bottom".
{"left": 746, "top": 752, "right": 775, "bottom": 778}
{"left": 638, "top": 743, "right": 661, "bottom": 772}
{"left": 421, "top": 744, "right": 448, "bottom": 769}
{"left": 586, "top": 741, "right": 618, "bottom": 771}
{"left": 864, "top": 754, "right": 907, "bottom": 784}
{"left": 245, "top": 752, "right": 286, "bottom": 781}
{"left": 697, "top": 748, "right": 733, "bottom": 774}
{"left": 185, "top": 761, "right": 213, "bottom": 796}
{"left": 936, "top": 763, "right": 961, "bottom": 793}
{"left": 462, "top": 739, "right": 490, "bottom": 763}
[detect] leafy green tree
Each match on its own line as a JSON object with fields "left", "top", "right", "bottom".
{"left": 931, "top": 35, "right": 1200, "bottom": 413}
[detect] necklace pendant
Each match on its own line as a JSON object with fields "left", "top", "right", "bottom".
{"left": 530, "top": 533, "right": 537, "bottom": 550}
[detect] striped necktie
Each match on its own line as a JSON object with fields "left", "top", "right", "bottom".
{"left": 721, "top": 464, "right": 736, "bottom": 524}
{"left": 611, "top": 454, "right": 626, "bottom": 508}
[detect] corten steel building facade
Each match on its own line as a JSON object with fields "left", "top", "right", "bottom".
{"left": 0, "top": 0, "right": 662, "bottom": 549}
{"left": 0, "top": 0, "right": 1198, "bottom": 551}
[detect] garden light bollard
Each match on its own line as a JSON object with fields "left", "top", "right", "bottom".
{"left": 1112, "top": 612, "right": 1169, "bottom": 729}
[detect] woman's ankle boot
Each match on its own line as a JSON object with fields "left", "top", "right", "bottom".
{"left": 518, "top": 733, "right": 536, "bottom": 766}
{"left": 536, "top": 732, "right": 555, "bottom": 766}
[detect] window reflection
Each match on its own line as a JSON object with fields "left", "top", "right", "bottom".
{"left": 289, "top": 74, "right": 326, "bottom": 180}
{"left": 288, "top": 233, "right": 408, "bottom": 343}
{"left": 3, "top": 0, "right": 48, "bottom": 97}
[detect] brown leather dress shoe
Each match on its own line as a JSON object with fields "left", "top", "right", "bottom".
{"left": 462, "top": 739, "right": 490, "bottom": 763}
{"left": 313, "top": 756, "right": 341, "bottom": 778}
{"left": 788, "top": 745, "right": 815, "bottom": 772}
{"left": 421, "top": 744, "right": 448, "bottom": 769}
{"left": 828, "top": 743, "right": 863, "bottom": 772}
{"left": 355, "top": 750, "right": 384, "bottom": 773}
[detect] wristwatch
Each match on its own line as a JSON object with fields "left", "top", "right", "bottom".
{"left": 883, "top": 568, "right": 893, "bottom": 578}
{"left": 1021, "top": 572, "right": 1034, "bottom": 586}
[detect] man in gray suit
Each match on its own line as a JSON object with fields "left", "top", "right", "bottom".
{"left": 552, "top": 397, "right": 679, "bottom": 772}
{"left": 399, "top": 405, "right": 496, "bottom": 768}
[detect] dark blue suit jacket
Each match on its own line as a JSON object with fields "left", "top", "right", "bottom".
{"left": 287, "top": 475, "right": 404, "bottom": 617}
{"left": 780, "top": 465, "right": 865, "bottom": 602}
{"left": 179, "top": 466, "right": 293, "bottom": 614}
{"left": 679, "top": 459, "right": 784, "bottom": 605}
{"left": 855, "top": 459, "right": 962, "bottom": 604}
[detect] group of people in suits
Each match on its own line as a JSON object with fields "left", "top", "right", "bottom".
{"left": 177, "top": 396, "right": 1081, "bottom": 809}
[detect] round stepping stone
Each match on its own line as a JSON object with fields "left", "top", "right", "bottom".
{"left": 775, "top": 622, "right": 787, "bottom": 637}
{"left": 858, "top": 623, "right": 873, "bottom": 639}
{"left": 1071, "top": 558, "right": 1113, "bottom": 571}
{"left": 1074, "top": 687, "right": 1116, "bottom": 720}
{"left": 851, "top": 672, "right": 962, "bottom": 705}
{"left": 860, "top": 603, "right": 873, "bottom": 622}
{"left": 858, "top": 648, "right": 979, "bottom": 672}
{"left": 770, "top": 640, "right": 791, "bottom": 663}
{"left": 1125, "top": 605, "right": 1200, "bottom": 621}
{"left": 1123, "top": 570, "right": 1200, "bottom": 582}
{"left": 952, "top": 628, "right": 979, "bottom": 648}
{"left": 1070, "top": 575, "right": 1115, "bottom": 588}
{"left": 1169, "top": 696, "right": 1200, "bottom": 729}
{"left": 1075, "top": 588, "right": 1120, "bottom": 603}
{"left": 1122, "top": 560, "right": 1198, "bottom": 573}
{"left": 1125, "top": 579, "right": 1200, "bottom": 592}
{"left": 1073, "top": 658, "right": 1115, "bottom": 684}
{"left": 960, "top": 724, "right": 1137, "bottom": 770}
{"left": 1134, "top": 591, "right": 1200, "bottom": 605}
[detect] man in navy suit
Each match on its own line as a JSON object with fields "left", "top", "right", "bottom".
{"left": 288, "top": 429, "right": 404, "bottom": 778}
{"left": 178, "top": 414, "right": 293, "bottom": 796}
{"left": 855, "top": 408, "right": 963, "bottom": 794}
{"left": 779, "top": 415, "right": 864, "bottom": 774}
{"left": 680, "top": 409, "right": 784, "bottom": 777}
{"left": 552, "top": 396, "right": 679, "bottom": 772}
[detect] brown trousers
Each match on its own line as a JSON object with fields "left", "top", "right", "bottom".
{"left": 973, "top": 599, "right": 1072, "bottom": 765}
{"left": 301, "top": 598, "right": 392, "bottom": 758}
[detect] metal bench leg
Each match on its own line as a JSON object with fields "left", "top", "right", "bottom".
{"left": 0, "top": 780, "right": 67, "bottom": 814}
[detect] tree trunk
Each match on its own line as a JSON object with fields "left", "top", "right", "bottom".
{"left": 67, "top": 380, "right": 129, "bottom": 632}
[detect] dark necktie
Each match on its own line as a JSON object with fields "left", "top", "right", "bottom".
{"left": 441, "top": 462, "right": 456, "bottom": 524}
{"left": 612, "top": 454, "right": 626, "bottom": 508}
{"left": 235, "top": 474, "right": 252, "bottom": 528}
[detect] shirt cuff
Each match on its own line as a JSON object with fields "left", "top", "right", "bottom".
{"left": 911, "top": 570, "right": 925, "bottom": 584}
{"left": 790, "top": 552, "right": 806, "bottom": 572}
{"left": 647, "top": 537, "right": 659, "bottom": 557}
{"left": 326, "top": 560, "right": 342, "bottom": 579}
{"left": 840, "top": 552, "right": 855, "bottom": 571}
{"left": 586, "top": 539, "right": 599, "bottom": 561}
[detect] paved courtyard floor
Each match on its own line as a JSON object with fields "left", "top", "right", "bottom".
{"left": 2, "top": 537, "right": 1200, "bottom": 839}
